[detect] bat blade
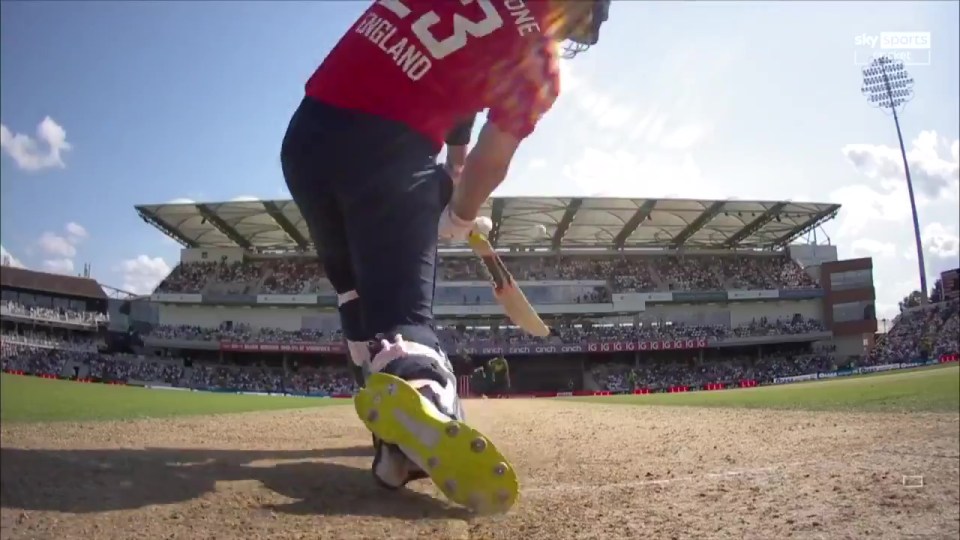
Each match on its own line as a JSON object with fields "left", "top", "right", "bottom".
{"left": 467, "top": 232, "right": 550, "bottom": 337}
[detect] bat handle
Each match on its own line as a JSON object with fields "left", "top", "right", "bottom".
{"left": 466, "top": 231, "right": 487, "bottom": 250}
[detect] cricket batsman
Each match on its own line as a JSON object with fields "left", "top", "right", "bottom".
{"left": 280, "top": 0, "right": 610, "bottom": 513}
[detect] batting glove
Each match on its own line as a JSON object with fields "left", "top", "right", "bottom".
{"left": 438, "top": 205, "right": 493, "bottom": 242}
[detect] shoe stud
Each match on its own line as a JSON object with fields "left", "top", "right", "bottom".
{"left": 493, "top": 463, "right": 507, "bottom": 476}
{"left": 387, "top": 383, "right": 397, "bottom": 395}
{"left": 496, "top": 489, "right": 511, "bottom": 503}
{"left": 445, "top": 423, "right": 460, "bottom": 437}
{"left": 444, "top": 479, "right": 457, "bottom": 493}
{"left": 427, "top": 456, "right": 439, "bottom": 469}
{"left": 367, "top": 409, "right": 379, "bottom": 422}
{"left": 470, "top": 437, "right": 487, "bottom": 453}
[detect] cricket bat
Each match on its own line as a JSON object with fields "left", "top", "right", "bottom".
{"left": 467, "top": 231, "right": 551, "bottom": 337}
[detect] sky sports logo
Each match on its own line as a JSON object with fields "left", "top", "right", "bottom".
{"left": 854, "top": 32, "right": 931, "bottom": 66}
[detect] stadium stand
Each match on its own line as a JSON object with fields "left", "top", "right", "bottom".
{"left": 3, "top": 197, "right": 957, "bottom": 397}
{"left": 868, "top": 299, "right": 960, "bottom": 364}
{"left": 152, "top": 253, "right": 819, "bottom": 295}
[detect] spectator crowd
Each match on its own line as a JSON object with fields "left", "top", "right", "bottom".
{"left": 3, "top": 255, "right": 956, "bottom": 396}
{"left": 146, "top": 316, "right": 826, "bottom": 349}
{"left": 1, "top": 301, "right": 108, "bottom": 326}
{"left": 153, "top": 253, "right": 819, "bottom": 297}
{"left": 3, "top": 300, "right": 956, "bottom": 395}
{"left": 868, "top": 300, "right": 959, "bottom": 365}
{"left": 591, "top": 306, "right": 959, "bottom": 392}
{"left": 157, "top": 259, "right": 329, "bottom": 296}
{"left": 1, "top": 343, "right": 359, "bottom": 396}
{"left": 593, "top": 352, "right": 838, "bottom": 392}
{"left": 149, "top": 323, "right": 332, "bottom": 343}
{"left": 1, "top": 329, "right": 99, "bottom": 352}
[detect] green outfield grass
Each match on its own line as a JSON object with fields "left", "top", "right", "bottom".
{"left": 0, "top": 375, "right": 348, "bottom": 423}
{"left": 570, "top": 364, "right": 960, "bottom": 412}
{"left": 3, "top": 365, "right": 957, "bottom": 424}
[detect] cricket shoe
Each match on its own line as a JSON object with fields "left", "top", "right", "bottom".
{"left": 354, "top": 340, "right": 518, "bottom": 514}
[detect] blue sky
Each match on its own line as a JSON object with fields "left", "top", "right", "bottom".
{"left": 1, "top": 1, "right": 958, "bottom": 318}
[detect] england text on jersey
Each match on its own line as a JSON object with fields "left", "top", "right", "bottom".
{"left": 355, "top": 11, "right": 432, "bottom": 82}
{"left": 356, "top": 0, "right": 543, "bottom": 83}
{"left": 305, "top": 0, "right": 559, "bottom": 147}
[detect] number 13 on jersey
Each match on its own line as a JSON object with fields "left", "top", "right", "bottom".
{"left": 378, "top": 0, "right": 504, "bottom": 60}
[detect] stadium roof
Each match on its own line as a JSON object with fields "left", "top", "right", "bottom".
{"left": 0, "top": 266, "right": 107, "bottom": 300}
{"left": 135, "top": 197, "right": 840, "bottom": 251}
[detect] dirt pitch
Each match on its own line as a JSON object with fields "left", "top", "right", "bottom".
{"left": 2, "top": 400, "right": 958, "bottom": 540}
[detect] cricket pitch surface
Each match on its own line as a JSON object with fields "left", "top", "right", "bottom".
{"left": 2, "top": 400, "right": 958, "bottom": 539}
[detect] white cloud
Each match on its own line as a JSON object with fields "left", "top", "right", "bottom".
{"left": 557, "top": 58, "right": 581, "bottom": 94}
{"left": 909, "top": 131, "right": 960, "bottom": 198}
{"left": 836, "top": 130, "right": 960, "bottom": 320}
{"left": 828, "top": 183, "right": 912, "bottom": 238}
{"left": 557, "top": 41, "right": 729, "bottom": 151}
{"left": 875, "top": 303, "right": 899, "bottom": 323}
{"left": 902, "top": 245, "right": 917, "bottom": 262}
{"left": 118, "top": 255, "right": 171, "bottom": 295}
{"left": 549, "top": 55, "right": 718, "bottom": 202}
{"left": 576, "top": 90, "right": 637, "bottom": 131}
{"left": 849, "top": 238, "right": 896, "bottom": 259}
{"left": 65, "top": 222, "right": 88, "bottom": 242}
{"left": 37, "top": 231, "right": 76, "bottom": 258}
{"left": 639, "top": 112, "right": 668, "bottom": 146}
{"left": 0, "top": 116, "right": 72, "bottom": 171}
{"left": 34, "top": 222, "right": 90, "bottom": 276}
{"left": 563, "top": 147, "right": 717, "bottom": 198}
{"left": 230, "top": 195, "right": 260, "bottom": 202}
{"left": 835, "top": 131, "right": 960, "bottom": 239}
{"left": 528, "top": 158, "right": 547, "bottom": 170}
{"left": 660, "top": 124, "right": 708, "bottom": 151}
{"left": 0, "top": 245, "right": 25, "bottom": 268}
{"left": 42, "top": 258, "right": 74, "bottom": 275}
{"left": 167, "top": 197, "right": 196, "bottom": 204}
{"left": 922, "top": 222, "right": 960, "bottom": 259}
{"left": 840, "top": 130, "right": 960, "bottom": 202}
{"left": 558, "top": 60, "right": 646, "bottom": 136}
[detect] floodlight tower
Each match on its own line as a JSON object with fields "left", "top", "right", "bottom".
{"left": 861, "top": 56, "right": 927, "bottom": 304}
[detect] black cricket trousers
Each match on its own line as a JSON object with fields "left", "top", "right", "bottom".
{"left": 280, "top": 96, "right": 452, "bottom": 353}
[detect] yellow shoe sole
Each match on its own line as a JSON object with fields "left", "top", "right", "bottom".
{"left": 354, "top": 372, "right": 519, "bottom": 514}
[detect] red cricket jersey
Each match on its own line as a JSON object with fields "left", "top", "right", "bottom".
{"left": 305, "top": 0, "right": 560, "bottom": 151}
